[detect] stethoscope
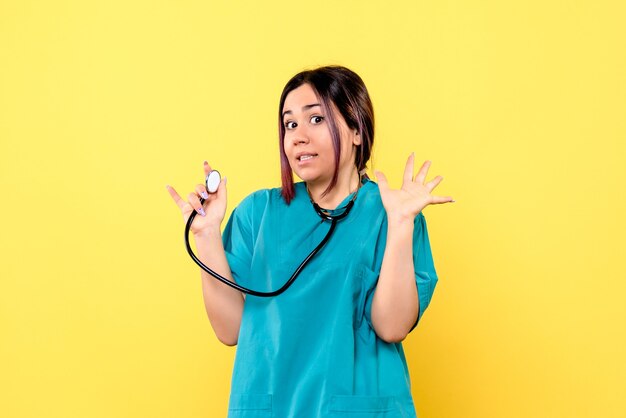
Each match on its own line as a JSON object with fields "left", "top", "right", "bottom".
{"left": 184, "top": 170, "right": 360, "bottom": 297}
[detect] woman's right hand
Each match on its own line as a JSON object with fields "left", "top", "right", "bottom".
{"left": 166, "top": 161, "right": 227, "bottom": 236}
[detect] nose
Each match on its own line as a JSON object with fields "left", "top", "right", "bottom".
{"left": 291, "top": 124, "right": 310, "bottom": 145}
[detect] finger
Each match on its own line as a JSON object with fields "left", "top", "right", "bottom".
{"left": 430, "top": 195, "right": 455, "bottom": 204}
{"left": 187, "top": 192, "right": 206, "bottom": 217}
{"left": 374, "top": 170, "right": 389, "bottom": 190}
{"left": 403, "top": 153, "right": 415, "bottom": 185}
{"left": 216, "top": 177, "right": 228, "bottom": 199}
{"left": 204, "top": 160, "right": 212, "bottom": 176}
{"left": 414, "top": 160, "right": 431, "bottom": 184}
{"left": 425, "top": 175, "right": 443, "bottom": 192}
{"left": 195, "top": 184, "right": 209, "bottom": 200}
{"left": 166, "top": 185, "right": 186, "bottom": 210}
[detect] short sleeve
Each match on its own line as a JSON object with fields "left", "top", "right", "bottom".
{"left": 363, "top": 212, "right": 439, "bottom": 334}
{"left": 221, "top": 194, "right": 257, "bottom": 285}
{"left": 408, "top": 212, "right": 439, "bottom": 332}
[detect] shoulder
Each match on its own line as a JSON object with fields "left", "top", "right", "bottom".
{"left": 234, "top": 185, "right": 285, "bottom": 214}
{"left": 355, "top": 178, "right": 386, "bottom": 218}
{"left": 360, "top": 178, "right": 382, "bottom": 205}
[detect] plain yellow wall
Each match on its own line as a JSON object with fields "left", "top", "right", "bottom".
{"left": 1, "top": 1, "right": 624, "bottom": 417}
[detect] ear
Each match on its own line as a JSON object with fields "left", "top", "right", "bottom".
{"left": 352, "top": 130, "right": 361, "bottom": 146}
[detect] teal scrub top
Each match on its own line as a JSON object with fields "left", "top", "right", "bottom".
{"left": 222, "top": 177, "right": 439, "bottom": 418}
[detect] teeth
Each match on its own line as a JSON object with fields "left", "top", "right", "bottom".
{"left": 299, "top": 155, "right": 315, "bottom": 161}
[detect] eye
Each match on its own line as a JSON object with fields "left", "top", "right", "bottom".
{"left": 310, "top": 115, "right": 324, "bottom": 124}
{"left": 285, "top": 121, "right": 297, "bottom": 129}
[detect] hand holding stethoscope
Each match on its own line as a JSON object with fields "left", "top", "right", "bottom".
{"left": 166, "top": 161, "right": 227, "bottom": 236}
{"left": 375, "top": 154, "right": 455, "bottom": 222}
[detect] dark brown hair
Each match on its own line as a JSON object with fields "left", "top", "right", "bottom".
{"left": 278, "top": 65, "right": 375, "bottom": 204}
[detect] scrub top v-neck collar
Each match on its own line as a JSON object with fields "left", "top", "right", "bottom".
{"left": 302, "top": 176, "right": 372, "bottom": 217}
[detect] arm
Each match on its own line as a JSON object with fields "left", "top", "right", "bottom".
{"left": 166, "top": 161, "right": 245, "bottom": 347}
{"left": 373, "top": 154, "right": 454, "bottom": 343}
{"left": 370, "top": 216, "right": 418, "bottom": 343}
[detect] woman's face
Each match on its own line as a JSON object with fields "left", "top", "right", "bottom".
{"left": 282, "top": 83, "right": 360, "bottom": 187}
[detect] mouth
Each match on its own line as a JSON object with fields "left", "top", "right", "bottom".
{"left": 297, "top": 154, "right": 318, "bottom": 162}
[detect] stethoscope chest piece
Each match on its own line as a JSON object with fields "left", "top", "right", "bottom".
{"left": 205, "top": 170, "right": 221, "bottom": 193}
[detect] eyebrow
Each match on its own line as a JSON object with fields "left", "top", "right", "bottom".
{"left": 282, "top": 103, "right": 321, "bottom": 118}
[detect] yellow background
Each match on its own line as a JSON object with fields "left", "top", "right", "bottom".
{"left": 1, "top": 1, "right": 624, "bottom": 417}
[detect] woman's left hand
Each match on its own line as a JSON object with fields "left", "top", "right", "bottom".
{"left": 375, "top": 154, "right": 454, "bottom": 223}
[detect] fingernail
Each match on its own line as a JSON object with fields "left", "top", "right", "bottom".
{"left": 224, "top": 177, "right": 227, "bottom": 185}
{"left": 201, "top": 192, "right": 208, "bottom": 199}
{"left": 451, "top": 199, "right": 456, "bottom": 202}
{"left": 198, "top": 207, "right": 206, "bottom": 217}
{"left": 165, "top": 184, "right": 170, "bottom": 189}
{"left": 204, "top": 160, "right": 208, "bottom": 165}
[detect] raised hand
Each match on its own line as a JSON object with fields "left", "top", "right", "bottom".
{"left": 166, "top": 161, "right": 227, "bottom": 235}
{"left": 375, "top": 154, "right": 454, "bottom": 222}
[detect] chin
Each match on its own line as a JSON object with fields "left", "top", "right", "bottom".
{"left": 292, "top": 168, "right": 314, "bottom": 182}
{"left": 292, "top": 165, "right": 331, "bottom": 185}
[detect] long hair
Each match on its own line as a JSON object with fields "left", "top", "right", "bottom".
{"left": 278, "top": 65, "right": 375, "bottom": 204}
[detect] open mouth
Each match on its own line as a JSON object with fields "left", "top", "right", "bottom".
{"left": 298, "top": 154, "right": 318, "bottom": 161}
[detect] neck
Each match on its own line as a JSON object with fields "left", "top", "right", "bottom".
{"left": 307, "top": 167, "right": 361, "bottom": 210}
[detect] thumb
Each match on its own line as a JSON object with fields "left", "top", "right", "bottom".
{"left": 216, "top": 176, "right": 228, "bottom": 199}
{"left": 375, "top": 170, "right": 389, "bottom": 190}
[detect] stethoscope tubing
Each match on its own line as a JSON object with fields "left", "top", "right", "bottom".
{"left": 184, "top": 169, "right": 359, "bottom": 297}
{"left": 184, "top": 199, "right": 339, "bottom": 297}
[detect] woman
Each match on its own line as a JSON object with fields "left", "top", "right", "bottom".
{"left": 167, "top": 65, "right": 453, "bottom": 417}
